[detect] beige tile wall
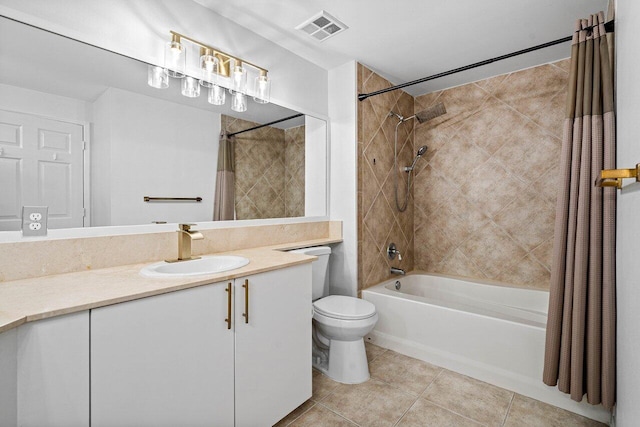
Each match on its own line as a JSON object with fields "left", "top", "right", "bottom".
{"left": 357, "top": 60, "right": 567, "bottom": 290}
{"left": 357, "top": 64, "right": 415, "bottom": 292}
{"left": 222, "top": 115, "right": 304, "bottom": 220}
{"left": 412, "top": 60, "right": 569, "bottom": 289}
{"left": 284, "top": 125, "right": 306, "bottom": 217}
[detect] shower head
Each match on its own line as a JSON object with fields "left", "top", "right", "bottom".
{"left": 415, "top": 102, "right": 447, "bottom": 123}
{"left": 416, "top": 145, "right": 428, "bottom": 157}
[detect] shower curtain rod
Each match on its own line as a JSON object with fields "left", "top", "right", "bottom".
{"left": 227, "top": 113, "right": 304, "bottom": 137}
{"left": 358, "top": 20, "right": 614, "bottom": 101}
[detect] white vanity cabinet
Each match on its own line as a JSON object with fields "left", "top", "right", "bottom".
{"left": 90, "top": 282, "right": 235, "bottom": 427}
{"left": 17, "top": 311, "right": 90, "bottom": 427}
{"left": 235, "top": 264, "right": 313, "bottom": 426}
{"left": 90, "top": 263, "right": 312, "bottom": 427}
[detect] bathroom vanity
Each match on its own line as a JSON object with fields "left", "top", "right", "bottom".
{"left": 0, "top": 244, "right": 327, "bottom": 427}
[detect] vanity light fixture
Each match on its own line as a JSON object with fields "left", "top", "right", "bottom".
{"left": 148, "top": 30, "right": 271, "bottom": 110}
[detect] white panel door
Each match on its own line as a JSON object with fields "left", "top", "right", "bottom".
{"left": 17, "top": 311, "right": 90, "bottom": 427}
{"left": 91, "top": 283, "right": 235, "bottom": 427}
{"left": 0, "top": 109, "right": 84, "bottom": 231}
{"left": 235, "top": 264, "right": 313, "bottom": 427}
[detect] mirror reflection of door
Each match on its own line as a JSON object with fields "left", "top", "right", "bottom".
{"left": 0, "top": 110, "right": 85, "bottom": 231}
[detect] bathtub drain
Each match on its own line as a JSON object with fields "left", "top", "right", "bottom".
{"left": 394, "top": 280, "right": 401, "bottom": 290}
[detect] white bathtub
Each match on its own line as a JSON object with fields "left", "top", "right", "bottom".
{"left": 362, "top": 273, "right": 609, "bottom": 424}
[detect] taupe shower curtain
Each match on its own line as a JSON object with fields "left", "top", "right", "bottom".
{"left": 213, "top": 131, "right": 236, "bottom": 221}
{"left": 543, "top": 12, "right": 616, "bottom": 410}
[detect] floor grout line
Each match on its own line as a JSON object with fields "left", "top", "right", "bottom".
{"left": 316, "top": 401, "right": 363, "bottom": 427}
{"left": 421, "top": 398, "right": 490, "bottom": 426}
{"left": 392, "top": 394, "right": 422, "bottom": 427}
{"left": 500, "top": 392, "right": 516, "bottom": 427}
{"left": 280, "top": 401, "right": 316, "bottom": 427}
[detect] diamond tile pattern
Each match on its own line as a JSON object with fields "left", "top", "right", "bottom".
{"left": 411, "top": 60, "right": 568, "bottom": 289}
{"left": 357, "top": 64, "right": 415, "bottom": 291}
{"left": 222, "top": 115, "right": 304, "bottom": 220}
{"left": 358, "top": 61, "right": 565, "bottom": 290}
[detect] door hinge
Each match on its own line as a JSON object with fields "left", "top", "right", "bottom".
{"left": 82, "top": 140, "right": 87, "bottom": 150}
{"left": 83, "top": 208, "right": 87, "bottom": 217}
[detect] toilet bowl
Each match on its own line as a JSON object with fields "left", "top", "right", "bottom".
{"left": 289, "top": 247, "right": 378, "bottom": 384}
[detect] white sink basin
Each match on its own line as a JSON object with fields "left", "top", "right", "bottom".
{"left": 140, "top": 255, "right": 250, "bottom": 277}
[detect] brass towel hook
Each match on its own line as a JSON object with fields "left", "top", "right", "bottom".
{"left": 597, "top": 164, "right": 640, "bottom": 189}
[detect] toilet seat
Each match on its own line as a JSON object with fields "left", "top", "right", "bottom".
{"left": 313, "top": 295, "right": 376, "bottom": 320}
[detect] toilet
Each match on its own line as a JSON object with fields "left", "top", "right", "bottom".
{"left": 290, "top": 246, "right": 378, "bottom": 384}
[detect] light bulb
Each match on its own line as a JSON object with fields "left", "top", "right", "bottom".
{"left": 231, "top": 61, "right": 247, "bottom": 94}
{"left": 181, "top": 76, "right": 201, "bottom": 98}
{"left": 208, "top": 85, "right": 226, "bottom": 105}
{"left": 164, "top": 36, "right": 186, "bottom": 78}
{"left": 199, "top": 48, "right": 218, "bottom": 88}
{"left": 147, "top": 65, "right": 169, "bottom": 89}
{"left": 253, "top": 71, "right": 270, "bottom": 104}
{"left": 231, "top": 92, "right": 247, "bottom": 112}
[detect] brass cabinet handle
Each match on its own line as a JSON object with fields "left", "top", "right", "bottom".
{"left": 225, "top": 282, "right": 232, "bottom": 330}
{"left": 242, "top": 279, "right": 249, "bottom": 324}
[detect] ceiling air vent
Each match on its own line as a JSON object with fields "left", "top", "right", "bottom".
{"left": 295, "top": 11, "right": 348, "bottom": 42}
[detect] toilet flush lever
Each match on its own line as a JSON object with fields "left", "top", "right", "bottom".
{"left": 387, "top": 243, "right": 402, "bottom": 261}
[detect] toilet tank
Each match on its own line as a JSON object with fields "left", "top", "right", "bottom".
{"left": 288, "top": 246, "right": 331, "bottom": 301}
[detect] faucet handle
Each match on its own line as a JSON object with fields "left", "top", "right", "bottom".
{"left": 387, "top": 243, "right": 402, "bottom": 261}
{"left": 179, "top": 223, "right": 197, "bottom": 231}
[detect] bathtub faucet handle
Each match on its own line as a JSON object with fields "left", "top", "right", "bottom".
{"left": 387, "top": 243, "right": 402, "bottom": 261}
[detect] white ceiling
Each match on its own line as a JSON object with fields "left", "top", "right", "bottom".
{"left": 194, "top": 0, "right": 609, "bottom": 96}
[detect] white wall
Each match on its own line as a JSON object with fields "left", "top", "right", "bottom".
{"left": 91, "top": 88, "right": 220, "bottom": 226}
{"left": 328, "top": 61, "right": 358, "bottom": 297}
{"left": 0, "top": 83, "right": 89, "bottom": 124}
{"left": 613, "top": 0, "right": 640, "bottom": 424}
{"left": 304, "top": 116, "right": 328, "bottom": 217}
{"left": 0, "top": 0, "right": 327, "bottom": 117}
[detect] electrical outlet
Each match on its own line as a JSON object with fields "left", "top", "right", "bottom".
{"left": 22, "top": 206, "right": 48, "bottom": 237}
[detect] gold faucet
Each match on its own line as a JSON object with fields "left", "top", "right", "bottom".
{"left": 166, "top": 223, "right": 204, "bottom": 262}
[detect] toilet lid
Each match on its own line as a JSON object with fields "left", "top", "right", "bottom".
{"left": 313, "top": 296, "right": 376, "bottom": 320}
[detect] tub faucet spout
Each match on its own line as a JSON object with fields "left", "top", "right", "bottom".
{"left": 390, "top": 267, "right": 405, "bottom": 275}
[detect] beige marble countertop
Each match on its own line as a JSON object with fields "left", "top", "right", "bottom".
{"left": 0, "top": 237, "right": 341, "bottom": 334}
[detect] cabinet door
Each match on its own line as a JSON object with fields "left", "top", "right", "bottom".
{"left": 235, "top": 264, "right": 312, "bottom": 427}
{"left": 91, "top": 283, "right": 234, "bottom": 427}
{"left": 0, "top": 328, "right": 17, "bottom": 427}
{"left": 17, "top": 311, "right": 90, "bottom": 427}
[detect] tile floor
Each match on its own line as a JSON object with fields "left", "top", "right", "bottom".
{"left": 275, "top": 343, "right": 606, "bottom": 427}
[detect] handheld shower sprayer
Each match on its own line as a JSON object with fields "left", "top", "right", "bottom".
{"left": 390, "top": 102, "right": 446, "bottom": 212}
{"left": 404, "top": 145, "right": 428, "bottom": 172}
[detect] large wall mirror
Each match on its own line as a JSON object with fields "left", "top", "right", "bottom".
{"left": 0, "top": 16, "right": 328, "bottom": 233}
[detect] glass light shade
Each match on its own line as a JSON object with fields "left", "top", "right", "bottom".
{"left": 199, "top": 52, "right": 218, "bottom": 88}
{"left": 231, "top": 62, "right": 247, "bottom": 94}
{"left": 147, "top": 65, "right": 169, "bottom": 89}
{"left": 253, "top": 73, "right": 271, "bottom": 104}
{"left": 231, "top": 92, "right": 247, "bottom": 112}
{"left": 164, "top": 40, "right": 186, "bottom": 78}
{"left": 208, "top": 85, "right": 226, "bottom": 105}
{"left": 181, "top": 76, "right": 201, "bottom": 98}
